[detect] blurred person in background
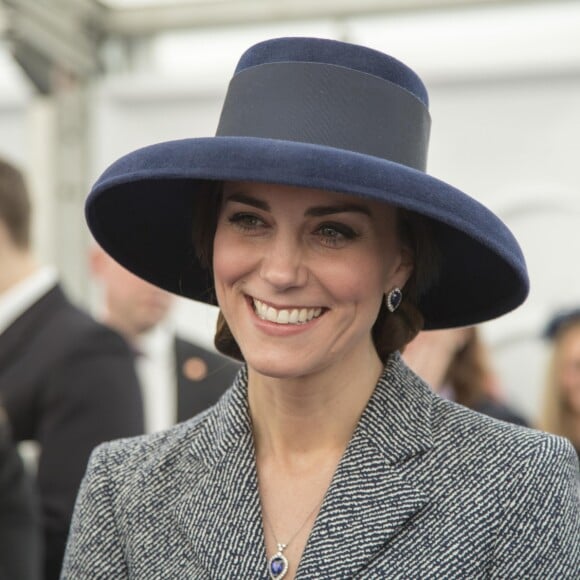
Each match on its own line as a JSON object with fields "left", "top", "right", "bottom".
{"left": 0, "top": 156, "right": 144, "bottom": 579}
{"left": 541, "top": 308, "right": 580, "bottom": 461}
{"left": 403, "top": 326, "right": 528, "bottom": 426}
{"left": 90, "top": 244, "right": 240, "bottom": 433}
{"left": 0, "top": 404, "right": 42, "bottom": 580}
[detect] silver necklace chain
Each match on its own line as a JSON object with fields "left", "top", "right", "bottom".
{"left": 263, "top": 494, "right": 324, "bottom": 550}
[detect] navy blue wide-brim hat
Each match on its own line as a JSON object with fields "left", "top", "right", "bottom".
{"left": 86, "top": 36, "right": 529, "bottom": 329}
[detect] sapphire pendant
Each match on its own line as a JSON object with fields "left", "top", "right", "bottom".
{"left": 268, "top": 544, "right": 289, "bottom": 579}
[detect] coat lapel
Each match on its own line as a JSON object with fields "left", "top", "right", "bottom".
{"left": 297, "top": 354, "right": 433, "bottom": 578}
{"left": 172, "top": 367, "right": 268, "bottom": 579}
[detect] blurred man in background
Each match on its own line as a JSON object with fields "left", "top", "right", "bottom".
{"left": 0, "top": 156, "right": 144, "bottom": 579}
{"left": 90, "top": 244, "right": 240, "bottom": 433}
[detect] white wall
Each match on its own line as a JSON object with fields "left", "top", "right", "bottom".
{"left": 0, "top": 105, "right": 26, "bottom": 164}
{"left": 0, "top": 44, "right": 29, "bottom": 165}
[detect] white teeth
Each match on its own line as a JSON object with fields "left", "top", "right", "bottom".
{"left": 266, "top": 307, "right": 278, "bottom": 323}
{"left": 253, "top": 299, "right": 323, "bottom": 325}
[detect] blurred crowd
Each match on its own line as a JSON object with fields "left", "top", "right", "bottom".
{"left": 403, "top": 317, "right": 580, "bottom": 462}
{"left": 0, "top": 154, "right": 578, "bottom": 578}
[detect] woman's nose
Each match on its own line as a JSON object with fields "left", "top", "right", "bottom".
{"left": 259, "top": 234, "right": 308, "bottom": 290}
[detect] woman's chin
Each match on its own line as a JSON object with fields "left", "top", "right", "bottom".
{"left": 244, "top": 352, "right": 321, "bottom": 381}
{"left": 248, "top": 361, "right": 309, "bottom": 380}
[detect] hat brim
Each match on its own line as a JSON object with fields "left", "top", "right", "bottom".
{"left": 87, "top": 136, "right": 529, "bottom": 329}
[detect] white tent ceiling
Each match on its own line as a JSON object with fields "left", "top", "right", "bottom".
{"left": 1, "top": 0, "right": 578, "bottom": 94}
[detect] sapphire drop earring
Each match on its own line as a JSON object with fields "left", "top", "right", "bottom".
{"left": 386, "top": 288, "right": 402, "bottom": 313}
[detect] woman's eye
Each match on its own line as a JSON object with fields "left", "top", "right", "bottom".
{"left": 228, "top": 212, "right": 265, "bottom": 231}
{"left": 316, "top": 223, "right": 358, "bottom": 246}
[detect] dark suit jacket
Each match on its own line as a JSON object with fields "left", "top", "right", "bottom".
{"left": 0, "top": 284, "right": 144, "bottom": 580}
{"left": 174, "top": 336, "right": 241, "bottom": 423}
{"left": 0, "top": 412, "right": 42, "bottom": 580}
{"left": 62, "top": 354, "right": 579, "bottom": 578}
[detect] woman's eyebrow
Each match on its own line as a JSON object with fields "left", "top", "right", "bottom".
{"left": 223, "top": 193, "right": 270, "bottom": 211}
{"left": 306, "top": 204, "right": 372, "bottom": 217}
{"left": 223, "top": 193, "right": 371, "bottom": 218}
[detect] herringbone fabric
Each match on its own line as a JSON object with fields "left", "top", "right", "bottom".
{"left": 62, "top": 354, "right": 580, "bottom": 579}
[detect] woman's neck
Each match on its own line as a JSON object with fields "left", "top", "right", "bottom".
{"left": 248, "top": 349, "right": 384, "bottom": 463}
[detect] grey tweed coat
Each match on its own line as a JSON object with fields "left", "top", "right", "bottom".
{"left": 62, "top": 354, "right": 580, "bottom": 579}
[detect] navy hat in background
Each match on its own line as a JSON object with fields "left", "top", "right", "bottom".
{"left": 543, "top": 308, "right": 580, "bottom": 340}
{"left": 85, "top": 36, "right": 529, "bottom": 329}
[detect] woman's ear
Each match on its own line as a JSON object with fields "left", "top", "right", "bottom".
{"left": 387, "top": 245, "right": 414, "bottom": 293}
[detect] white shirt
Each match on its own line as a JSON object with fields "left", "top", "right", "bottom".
{"left": 134, "top": 324, "right": 177, "bottom": 434}
{"left": 0, "top": 266, "right": 59, "bottom": 335}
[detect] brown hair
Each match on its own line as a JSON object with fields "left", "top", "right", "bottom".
{"left": 372, "top": 208, "right": 439, "bottom": 362}
{"left": 193, "top": 183, "right": 440, "bottom": 363}
{"left": 444, "top": 327, "right": 495, "bottom": 408}
{"left": 0, "top": 157, "right": 31, "bottom": 249}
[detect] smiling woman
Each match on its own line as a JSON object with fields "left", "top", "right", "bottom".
{"left": 62, "top": 37, "right": 579, "bottom": 579}
{"left": 213, "top": 182, "right": 411, "bottom": 382}
{"left": 198, "top": 181, "right": 438, "bottom": 365}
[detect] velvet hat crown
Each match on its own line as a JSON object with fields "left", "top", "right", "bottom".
{"left": 86, "top": 36, "right": 529, "bottom": 329}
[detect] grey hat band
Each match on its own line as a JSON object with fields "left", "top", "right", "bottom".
{"left": 216, "top": 62, "right": 431, "bottom": 171}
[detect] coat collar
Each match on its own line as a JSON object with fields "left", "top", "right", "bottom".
{"left": 173, "top": 354, "right": 433, "bottom": 578}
